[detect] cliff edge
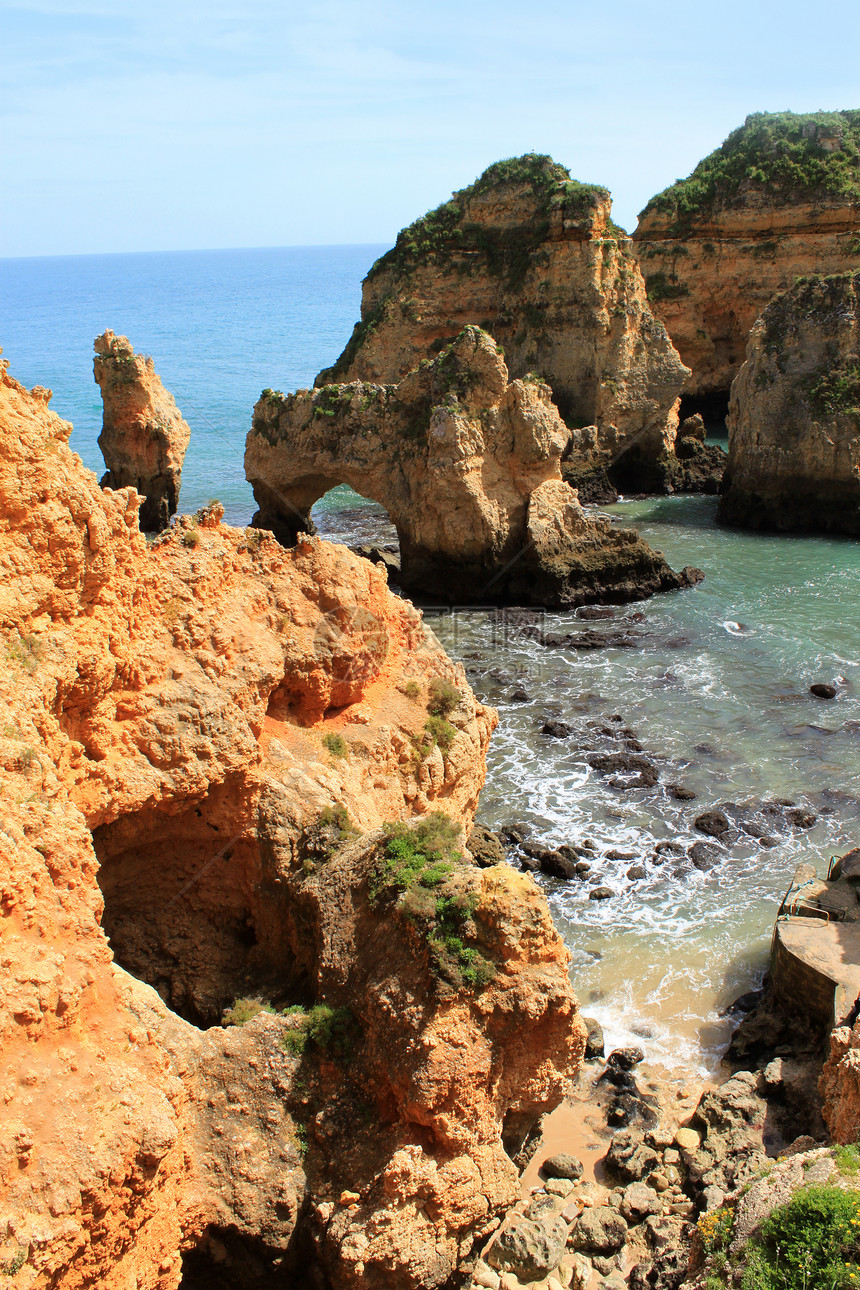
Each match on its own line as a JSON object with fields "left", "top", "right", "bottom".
{"left": 318, "top": 154, "right": 692, "bottom": 493}
{"left": 0, "top": 348, "right": 584, "bottom": 1289}
{"left": 634, "top": 111, "right": 860, "bottom": 398}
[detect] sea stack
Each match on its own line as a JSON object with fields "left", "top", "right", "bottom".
{"left": 246, "top": 326, "right": 703, "bottom": 605}
{"left": 317, "top": 154, "right": 695, "bottom": 493}
{"left": 719, "top": 270, "right": 860, "bottom": 533}
{"left": 94, "top": 329, "right": 191, "bottom": 531}
{"left": 634, "top": 110, "right": 860, "bottom": 401}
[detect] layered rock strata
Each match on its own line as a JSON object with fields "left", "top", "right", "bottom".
{"left": 318, "top": 154, "right": 692, "bottom": 492}
{"left": 246, "top": 327, "right": 703, "bottom": 606}
{"left": 94, "top": 330, "right": 191, "bottom": 531}
{"left": 719, "top": 270, "right": 860, "bottom": 533}
{"left": 0, "top": 350, "right": 584, "bottom": 1289}
{"left": 635, "top": 111, "right": 860, "bottom": 397}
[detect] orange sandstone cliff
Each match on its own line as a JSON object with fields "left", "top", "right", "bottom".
{"left": 634, "top": 111, "right": 860, "bottom": 399}
{"left": 94, "top": 330, "right": 191, "bottom": 532}
{"left": 318, "top": 154, "right": 692, "bottom": 493}
{"left": 0, "top": 351, "right": 584, "bottom": 1288}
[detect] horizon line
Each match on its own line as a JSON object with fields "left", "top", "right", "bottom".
{"left": 0, "top": 241, "right": 394, "bottom": 265}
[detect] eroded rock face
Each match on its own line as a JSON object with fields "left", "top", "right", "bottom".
{"left": 318, "top": 154, "right": 690, "bottom": 492}
{"left": 0, "top": 350, "right": 583, "bottom": 1289}
{"left": 634, "top": 111, "right": 860, "bottom": 398}
{"left": 719, "top": 271, "right": 860, "bottom": 533}
{"left": 94, "top": 329, "right": 191, "bottom": 531}
{"left": 820, "top": 1019, "right": 860, "bottom": 1144}
{"left": 246, "top": 327, "right": 702, "bottom": 606}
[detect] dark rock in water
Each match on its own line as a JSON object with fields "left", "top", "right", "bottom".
{"left": 602, "top": 1065, "right": 639, "bottom": 1091}
{"left": 688, "top": 840, "right": 722, "bottom": 871}
{"left": 589, "top": 886, "right": 616, "bottom": 900}
{"left": 578, "top": 606, "right": 617, "bottom": 620}
{"left": 583, "top": 1015, "right": 605, "bottom": 1059}
{"left": 695, "top": 743, "right": 716, "bottom": 755}
{"left": 541, "top": 719, "right": 572, "bottom": 737}
{"left": 668, "top": 783, "right": 697, "bottom": 801}
{"left": 575, "top": 861, "right": 592, "bottom": 875}
{"left": 538, "top": 628, "right": 643, "bottom": 651}
{"left": 654, "top": 840, "right": 685, "bottom": 856}
{"left": 810, "top": 682, "right": 837, "bottom": 699}
{"left": 510, "top": 688, "right": 530, "bottom": 702}
{"left": 589, "top": 752, "right": 660, "bottom": 788}
{"left": 627, "top": 865, "right": 648, "bottom": 880}
{"left": 609, "top": 1046, "right": 645, "bottom": 1071}
{"left": 353, "top": 544, "right": 401, "bottom": 574}
{"left": 522, "top": 843, "right": 559, "bottom": 863}
{"left": 786, "top": 807, "right": 817, "bottom": 829}
{"left": 467, "top": 824, "right": 506, "bottom": 868}
{"left": 725, "top": 989, "right": 763, "bottom": 1016}
{"left": 540, "top": 1152, "right": 584, "bottom": 1181}
{"left": 606, "top": 849, "right": 637, "bottom": 861}
{"left": 540, "top": 851, "right": 578, "bottom": 880}
{"left": 501, "top": 823, "right": 529, "bottom": 845}
{"left": 519, "top": 854, "right": 541, "bottom": 873}
{"left": 694, "top": 809, "right": 731, "bottom": 837}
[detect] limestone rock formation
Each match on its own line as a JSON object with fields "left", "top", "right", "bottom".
{"left": 317, "top": 154, "right": 692, "bottom": 492}
{"left": 0, "top": 349, "right": 584, "bottom": 1289}
{"left": 820, "top": 1018, "right": 860, "bottom": 1143}
{"left": 719, "top": 271, "right": 860, "bottom": 533}
{"left": 634, "top": 111, "right": 860, "bottom": 398}
{"left": 94, "top": 329, "right": 191, "bottom": 531}
{"left": 246, "top": 327, "right": 703, "bottom": 606}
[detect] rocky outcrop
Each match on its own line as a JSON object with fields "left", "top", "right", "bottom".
{"left": 318, "top": 154, "right": 692, "bottom": 492}
{"left": 246, "top": 327, "right": 703, "bottom": 606}
{"left": 0, "top": 349, "right": 584, "bottom": 1289}
{"left": 94, "top": 330, "right": 191, "bottom": 531}
{"left": 820, "top": 1019, "right": 860, "bottom": 1144}
{"left": 634, "top": 111, "right": 860, "bottom": 397}
{"left": 719, "top": 271, "right": 860, "bottom": 533}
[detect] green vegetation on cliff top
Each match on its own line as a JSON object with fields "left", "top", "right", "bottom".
{"left": 641, "top": 110, "right": 860, "bottom": 225}
{"left": 368, "top": 153, "right": 612, "bottom": 284}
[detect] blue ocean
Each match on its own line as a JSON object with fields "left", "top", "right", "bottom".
{"left": 3, "top": 245, "right": 860, "bottom": 1073}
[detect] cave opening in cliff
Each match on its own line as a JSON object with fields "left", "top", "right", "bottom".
{"left": 93, "top": 784, "right": 312, "bottom": 1028}
{"left": 180, "top": 1225, "right": 318, "bottom": 1290}
{"left": 678, "top": 391, "right": 730, "bottom": 438}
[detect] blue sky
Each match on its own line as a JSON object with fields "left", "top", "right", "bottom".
{"left": 3, "top": 0, "right": 859, "bottom": 257}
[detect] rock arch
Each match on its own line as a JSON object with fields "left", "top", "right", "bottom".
{"left": 246, "top": 328, "right": 700, "bottom": 606}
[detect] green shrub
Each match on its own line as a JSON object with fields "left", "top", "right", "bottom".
{"left": 427, "top": 676, "right": 461, "bottom": 716}
{"left": 281, "top": 1004, "right": 358, "bottom": 1059}
{"left": 322, "top": 732, "right": 348, "bottom": 759}
{"left": 7, "top": 633, "right": 43, "bottom": 674}
{"left": 180, "top": 529, "right": 200, "bottom": 548}
{"left": 807, "top": 360, "right": 860, "bottom": 417}
{"left": 834, "top": 1143, "right": 860, "bottom": 1176}
{"left": 641, "top": 110, "right": 860, "bottom": 227}
{"left": 370, "top": 814, "right": 494, "bottom": 991}
{"left": 740, "top": 1184, "right": 860, "bottom": 1289}
{"left": 318, "top": 804, "right": 358, "bottom": 838}
{"left": 403, "top": 680, "right": 421, "bottom": 700}
{"left": 222, "top": 996, "right": 276, "bottom": 1026}
{"left": 424, "top": 715, "right": 456, "bottom": 752}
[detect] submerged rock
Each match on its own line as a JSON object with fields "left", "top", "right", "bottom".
{"left": 94, "top": 330, "right": 191, "bottom": 532}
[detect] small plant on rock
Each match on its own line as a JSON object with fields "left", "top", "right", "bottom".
{"left": 222, "top": 996, "right": 276, "bottom": 1026}
{"left": 426, "top": 676, "right": 461, "bottom": 717}
{"left": 322, "top": 732, "right": 348, "bottom": 759}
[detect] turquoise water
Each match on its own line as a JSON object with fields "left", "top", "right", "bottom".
{"left": 3, "top": 247, "right": 859, "bottom": 1074}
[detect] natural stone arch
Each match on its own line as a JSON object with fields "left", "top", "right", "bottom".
{"left": 246, "top": 328, "right": 701, "bottom": 606}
